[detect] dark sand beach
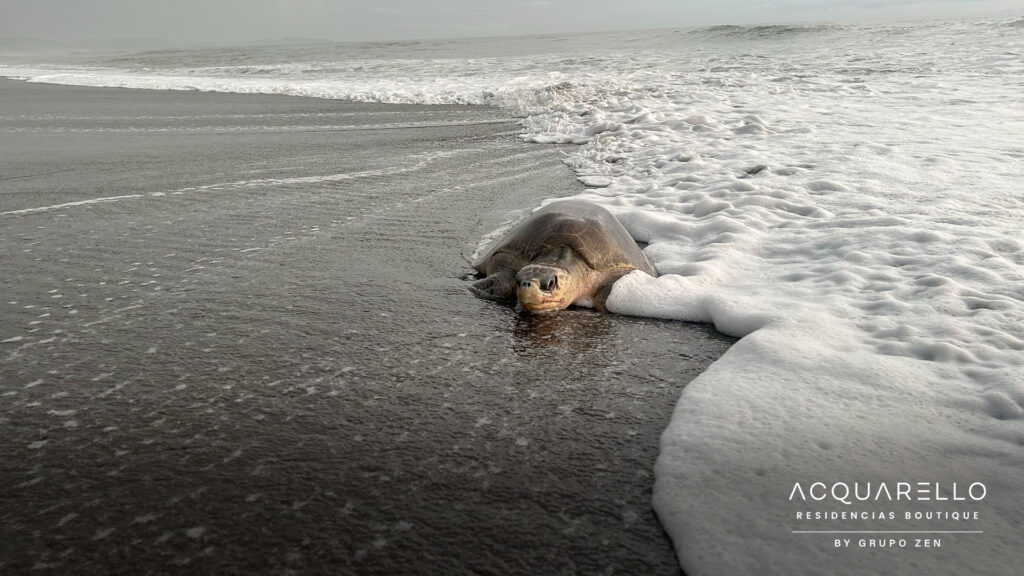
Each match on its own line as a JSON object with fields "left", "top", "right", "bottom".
{"left": 0, "top": 80, "right": 732, "bottom": 575}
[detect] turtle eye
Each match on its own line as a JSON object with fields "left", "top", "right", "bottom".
{"left": 540, "top": 274, "right": 558, "bottom": 292}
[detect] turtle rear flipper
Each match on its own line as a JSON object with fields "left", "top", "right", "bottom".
{"left": 470, "top": 269, "right": 517, "bottom": 301}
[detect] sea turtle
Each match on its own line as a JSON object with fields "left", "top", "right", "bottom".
{"left": 470, "top": 199, "right": 658, "bottom": 313}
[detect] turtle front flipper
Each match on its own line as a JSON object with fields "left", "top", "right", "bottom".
{"left": 470, "top": 269, "right": 517, "bottom": 301}
{"left": 592, "top": 269, "right": 632, "bottom": 312}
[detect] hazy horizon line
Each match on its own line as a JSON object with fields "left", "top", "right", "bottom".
{"left": 0, "top": 9, "right": 1019, "bottom": 52}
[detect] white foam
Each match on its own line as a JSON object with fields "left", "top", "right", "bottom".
{"left": 3, "top": 17, "right": 1023, "bottom": 575}
{"left": 2, "top": 193, "right": 146, "bottom": 215}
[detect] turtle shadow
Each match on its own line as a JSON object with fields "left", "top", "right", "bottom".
{"left": 511, "top": 306, "right": 612, "bottom": 353}
{"left": 462, "top": 271, "right": 617, "bottom": 353}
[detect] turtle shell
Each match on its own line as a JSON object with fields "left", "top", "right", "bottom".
{"left": 474, "top": 199, "right": 657, "bottom": 276}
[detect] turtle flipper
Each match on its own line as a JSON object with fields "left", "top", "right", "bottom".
{"left": 593, "top": 283, "right": 614, "bottom": 312}
{"left": 592, "top": 269, "right": 631, "bottom": 312}
{"left": 470, "top": 269, "right": 517, "bottom": 301}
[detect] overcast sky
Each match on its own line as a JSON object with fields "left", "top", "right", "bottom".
{"left": 0, "top": 0, "right": 1019, "bottom": 44}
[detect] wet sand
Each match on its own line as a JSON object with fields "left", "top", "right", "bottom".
{"left": 0, "top": 80, "right": 733, "bottom": 575}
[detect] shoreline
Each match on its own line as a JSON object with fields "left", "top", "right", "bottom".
{"left": 0, "top": 79, "right": 733, "bottom": 575}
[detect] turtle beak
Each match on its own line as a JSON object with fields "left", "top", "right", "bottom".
{"left": 517, "top": 276, "right": 567, "bottom": 312}
{"left": 518, "top": 283, "right": 550, "bottom": 311}
{"left": 516, "top": 264, "right": 571, "bottom": 312}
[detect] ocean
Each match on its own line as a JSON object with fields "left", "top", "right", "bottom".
{"left": 2, "top": 15, "right": 1022, "bottom": 575}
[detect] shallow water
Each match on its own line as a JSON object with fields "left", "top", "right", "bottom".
{"left": 0, "top": 81, "right": 733, "bottom": 575}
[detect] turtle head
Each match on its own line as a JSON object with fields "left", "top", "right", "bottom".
{"left": 516, "top": 264, "right": 577, "bottom": 313}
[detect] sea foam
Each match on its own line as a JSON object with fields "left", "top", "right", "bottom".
{"left": 2, "top": 17, "right": 1023, "bottom": 575}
